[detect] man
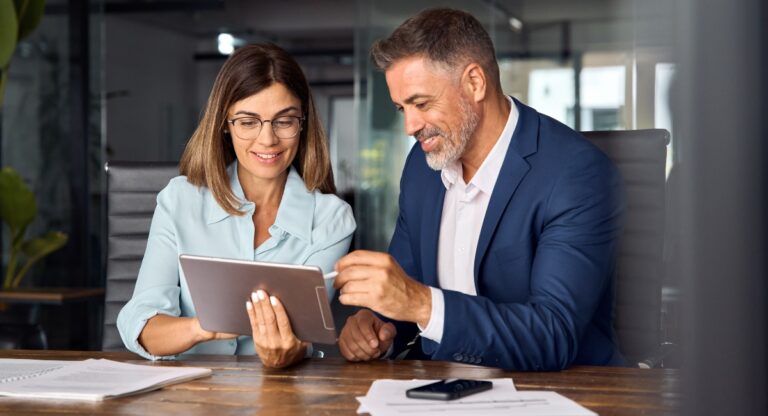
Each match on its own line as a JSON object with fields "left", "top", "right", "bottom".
{"left": 333, "top": 8, "right": 624, "bottom": 371}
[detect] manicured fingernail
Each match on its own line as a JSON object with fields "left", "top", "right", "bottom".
{"left": 269, "top": 296, "right": 277, "bottom": 306}
{"left": 251, "top": 292, "right": 259, "bottom": 302}
{"left": 246, "top": 301, "right": 252, "bottom": 310}
{"left": 257, "top": 290, "right": 266, "bottom": 301}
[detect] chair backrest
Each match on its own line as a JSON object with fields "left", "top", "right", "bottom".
{"left": 103, "top": 162, "right": 179, "bottom": 351}
{"left": 581, "top": 129, "right": 670, "bottom": 364}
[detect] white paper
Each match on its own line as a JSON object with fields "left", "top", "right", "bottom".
{"left": 356, "top": 378, "right": 596, "bottom": 416}
{"left": 0, "top": 358, "right": 211, "bottom": 401}
{"left": 357, "top": 378, "right": 516, "bottom": 414}
{"left": 0, "top": 359, "right": 75, "bottom": 383}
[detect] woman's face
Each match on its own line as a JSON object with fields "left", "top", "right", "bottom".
{"left": 227, "top": 82, "right": 302, "bottom": 184}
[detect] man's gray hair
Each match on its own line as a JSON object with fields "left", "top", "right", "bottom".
{"left": 370, "top": 8, "right": 500, "bottom": 89}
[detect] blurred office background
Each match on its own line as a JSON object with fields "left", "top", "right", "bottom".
{"left": 0, "top": 1, "right": 765, "bottom": 414}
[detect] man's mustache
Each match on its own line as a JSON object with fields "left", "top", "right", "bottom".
{"left": 415, "top": 127, "right": 445, "bottom": 141}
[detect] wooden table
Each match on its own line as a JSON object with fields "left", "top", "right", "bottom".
{"left": 0, "top": 350, "right": 679, "bottom": 415}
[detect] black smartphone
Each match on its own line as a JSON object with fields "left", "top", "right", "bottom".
{"left": 405, "top": 379, "right": 493, "bottom": 400}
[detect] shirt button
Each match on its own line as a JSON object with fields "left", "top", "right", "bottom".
{"left": 453, "top": 353, "right": 464, "bottom": 362}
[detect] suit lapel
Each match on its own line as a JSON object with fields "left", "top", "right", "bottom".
{"left": 473, "top": 99, "right": 540, "bottom": 281}
{"left": 421, "top": 174, "right": 445, "bottom": 288}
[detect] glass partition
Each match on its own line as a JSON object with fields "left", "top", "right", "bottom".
{"left": 1, "top": 1, "right": 105, "bottom": 290}
{"left": 1, "top": 1, "right": 105, "bottom": 349}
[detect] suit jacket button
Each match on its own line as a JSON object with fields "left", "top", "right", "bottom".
{"left": 453, "top": 353, "right": 464, "bottom": 362}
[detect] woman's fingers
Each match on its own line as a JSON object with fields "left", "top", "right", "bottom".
{"left": 256, "top": 290, "right": 282, "bottom": 345}
{"left": 245, "top": 290, "right": 306, "bottom": 368}
{"left": 268, "top": 296, "right": 296, "bottom": 343}
{"left": 250, "top": 292, "right": 267, "bottom": 336}
{"left": 246, "top": 299, "right": 259, "bottom": 335}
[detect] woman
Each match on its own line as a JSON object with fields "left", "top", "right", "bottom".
{"left": 117, "top": 43, "right": 355, "bottom": 368}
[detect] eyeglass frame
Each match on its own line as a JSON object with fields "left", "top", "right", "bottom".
{"left": 225, "top": 115, "right": 305, "bottom": 140}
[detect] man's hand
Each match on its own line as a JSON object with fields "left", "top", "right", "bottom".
{"left": 338, "top": 309, "right": 396, "bottom": 361}
{"left": 334, "top": 250, "right": 432, "bottom": 326}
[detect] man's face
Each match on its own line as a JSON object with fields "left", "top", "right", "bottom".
{"left": 385, "top": 56, "right": 479, "bottom": 171}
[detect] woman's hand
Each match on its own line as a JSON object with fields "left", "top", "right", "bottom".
{"left": 193, "top": 317, "right": 239, "bottom": 343}
{"left": 138, "top": 315, "right": 237, "bottom": 357}
{"left": 247, "top": 290, "right": 307, "bottom": 368}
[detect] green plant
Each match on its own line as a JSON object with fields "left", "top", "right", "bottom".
{"left": 0, "top": 167, "right": 67, "bottom": 289}
{"left": 0, "top": 0, "right": 46, "bottom": 106}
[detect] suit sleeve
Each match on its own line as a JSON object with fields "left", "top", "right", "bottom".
{"left": 385, "top": 149, "right": 422, "bottom": 356}
{"left": 427, "top": 149, "right": 625, "bottom": 370}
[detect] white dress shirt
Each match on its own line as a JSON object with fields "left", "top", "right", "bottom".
{"left": 419, "top": 97, "right": 519, "bottom": 343}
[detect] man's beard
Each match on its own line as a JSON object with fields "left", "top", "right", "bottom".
{"left": 416, "top": 99, "right": 480, "bottom": 171}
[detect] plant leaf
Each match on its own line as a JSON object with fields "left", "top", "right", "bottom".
{"left": 16, "top": 0, "right": 45, "bottom": 41}
{"left": 0, "top": 68, "right": 8, "bottom": 108}
{"left": 20, "top": 231, "right": 68, "bottom": 262}
{"left": 0, "top": 1, "right": 19, "bottom": 68}
{"left": 0, "top": 167, "right": 37, "bottom": 229}
{"left": 11, "top": 224, "right": 27, "bottom": 249}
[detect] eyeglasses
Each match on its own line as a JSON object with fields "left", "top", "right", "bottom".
{"left": 226, "top": 115, "right": 304, "bottom": 140}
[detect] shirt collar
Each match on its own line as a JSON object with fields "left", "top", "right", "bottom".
{"left": 440, "top": 160, "right": 462, "bottom": 189}
{"left": 205, "top": 162, "right": 246, "bottom": 225}
{"left": 205, "top": 162, "right": 315, "bottom": 243}
{"left": 273, "top": 167, "right": 314, "bottom": 243}
{"left": 440, "top": 96, "right": 519, "bottom": 195}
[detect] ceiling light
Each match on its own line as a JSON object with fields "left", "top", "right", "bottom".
{"left": 508, "top": 17, "right": 524, "bottom": 32}
{"left": 217, "top": 33, "right": 235, "bottom": 55}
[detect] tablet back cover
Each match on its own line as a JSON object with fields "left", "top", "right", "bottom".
{"left": 180, "top": 255, "right": 337, "bottom": 344}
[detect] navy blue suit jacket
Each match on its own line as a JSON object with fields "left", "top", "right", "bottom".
{"left": 387, "top": 99, "right": 625, "bottom": 370}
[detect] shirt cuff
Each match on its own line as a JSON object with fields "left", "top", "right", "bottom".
{"left": 381, "top": 342, "right": 395, "bottom": 359}
{"left": 119, "top": 309, "right": 177, "bottom": 361}
{"left": 417, "top": 287, "right": 444, "bottom": 344}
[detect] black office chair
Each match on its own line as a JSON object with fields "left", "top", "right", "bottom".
{"left": 102, "top": 162, "right": 178, "bottom": 351}
{"left": 581, "top": 129, "right": 670, "bottom": 367}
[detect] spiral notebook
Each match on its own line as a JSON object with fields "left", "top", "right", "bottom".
{"left": 0, "top": 358, "right": 211, "bottom": 401}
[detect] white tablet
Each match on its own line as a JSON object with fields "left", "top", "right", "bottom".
{"left": 179, "top": 254, "right": 337, "bottom": 345}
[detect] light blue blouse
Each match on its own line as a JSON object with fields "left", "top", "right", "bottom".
{"left": 117, "top": 162, "right": 356, "bottom": 360}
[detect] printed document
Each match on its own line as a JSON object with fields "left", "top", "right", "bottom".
{"left": 0, "top": 358, "right": 211, "bottom": 401}
{"left": 357, "top": 378, "right": 597, "bottom": 416}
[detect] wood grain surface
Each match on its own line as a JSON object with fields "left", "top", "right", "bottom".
{"left": 0, "top": 350, "right": 679, "bottom": 415}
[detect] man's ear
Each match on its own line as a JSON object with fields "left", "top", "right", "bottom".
{"left": 461, "top": 63, "right": 487, "bottom": 103}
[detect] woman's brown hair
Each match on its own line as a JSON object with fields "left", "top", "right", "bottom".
{"left": 179, "top": 43, "right": 336, "bottom": 215}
